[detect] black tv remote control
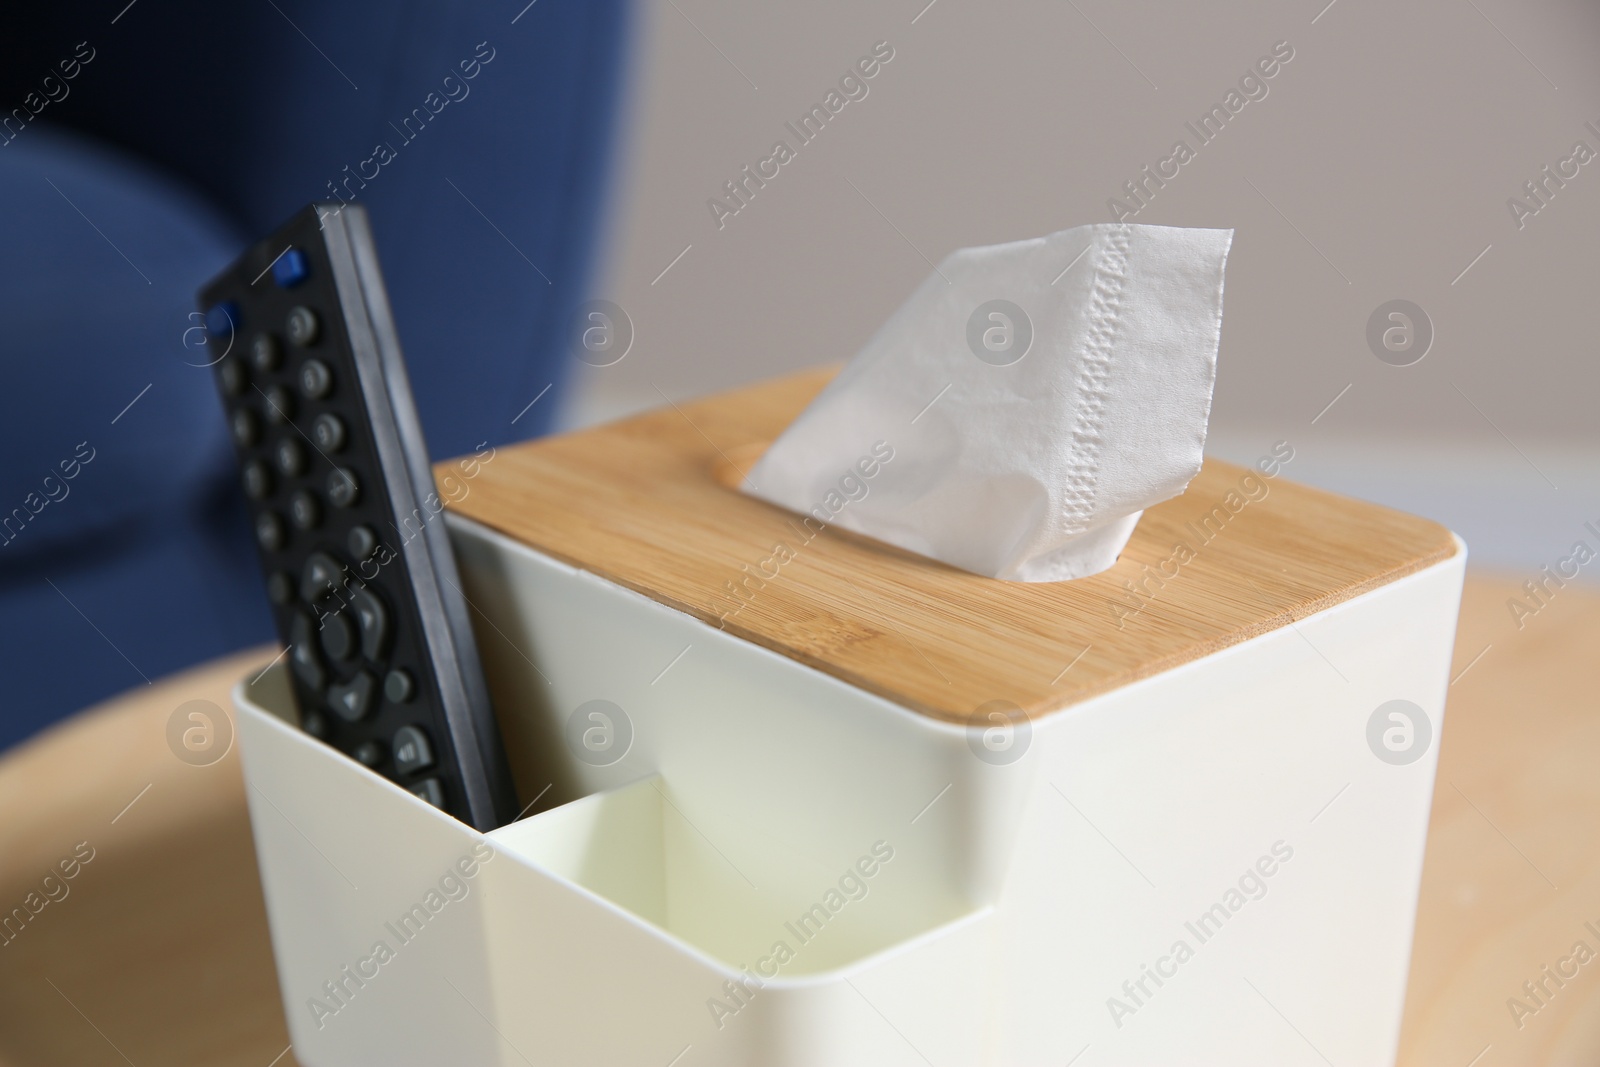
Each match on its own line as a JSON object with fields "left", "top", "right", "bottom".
{"left": 199, "top": 203, "right": 518, "bottom": 831}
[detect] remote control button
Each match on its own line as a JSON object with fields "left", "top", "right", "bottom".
{"left": 327, "top": 468, "right": 360, "bottom": 508}
{"left": 299, "top": 359, "right": 333, "bottom": 399}
{"left": 408, "top": 777, "right": 445, "bottom": 809}
{"left": 289, "top": 613, "right": 326, "bottom": 690}
{"left": 255, "top": 511, "right": 285, "bottom": 551}
{"left": 319, "top": 609, "right": 356, "bottom": 662}
{"left": 301, "top": 552, "right": 343, "bottom": 602}
{"left": 242, "top": 460, "right": 272, "bottom": 500}
{"left": 267, "top": 571, "right": 295, "bottom": 605}
{"left": 231, "top": 408, "right": 260, "bottom": 448}
{"left": 328, "top": 670, "right": 376, "bottom": 722}
{"left": 289, "top": 490, "right": 321, "bottom": 530}
{"left": 274, "top": 437, "right": 307, "bottom": 476}
{"left": 350, "top": 586, "right": 389, "bottom": 660}
{"left": 286, "top": 306, "right": 320, "bottom": 347}
{"left": 347, "top": 524, "right": 378, "bottom": 560}
{"left": 312, "top": 412, "right": 346, "bottom": 452}
{"left": 263, "top": 384, "right": 294, "bottom": 424}
{"left": 353, "top": 740, "right": 384, "bottom": 768}
{"left": 384, "top": 669, "right": 415, "bottom": 704}
{"left": 392, "top": 725, "right": 434, "bottom": 774}
{"left": 219, "top": 358, "right": 247, "bottom": 397}
{"left": 205, "top": 302, "right": 239, "bottom": 340}
{"left": 300, "top": 709, "right": 328, "bottom": 738}
{"left": 273, "top": 248, "right": 309, "bottom": 288}
{"left": 250, "top": 333, "right": 281, "bottom": 371}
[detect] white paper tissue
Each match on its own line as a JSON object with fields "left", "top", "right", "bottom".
{"left": 741, "top": 222, "right": 1234, "bottom": 582}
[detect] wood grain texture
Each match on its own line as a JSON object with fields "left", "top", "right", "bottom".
{"left": 1395, "top": 575, "right": 1600, "bottom": 1066}
{"left": 442, "top": 367, "right": 1458, "bottom": 725}
{"left": 0, "top": 579, "right": 1593, "bottom": 1066}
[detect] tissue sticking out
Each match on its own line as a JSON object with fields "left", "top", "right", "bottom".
{"left": 741, "top": 223, "right": 1234, "bottom": 582}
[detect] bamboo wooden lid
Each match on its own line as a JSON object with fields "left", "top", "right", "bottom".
{"left": 443, "top": 368, "right": 1456, "bottom": 725}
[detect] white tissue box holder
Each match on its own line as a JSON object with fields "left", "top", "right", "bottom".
{"left": 233, "top": 370, "right": 1464, "bottom": 1066}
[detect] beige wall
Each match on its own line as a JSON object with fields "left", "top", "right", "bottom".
{"left": 569, "top": 0, "right": 1600, "bottom": 567}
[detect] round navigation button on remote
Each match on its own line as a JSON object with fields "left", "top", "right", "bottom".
{"left": 290, "top": 613, "right": 326, "bottom": 690}
{"left": 350, "top": 586, "right": 389, "bottom": 660}
{"left": 300, "top": 709, "right": 328, "bottom": 738}
{"left": 263, "top": 385, "right": 294, "bottom": 424}
{"left": 286, "top": 306, "right": 320, "bottom": 346}
{"left": 328, "top": 671, "right": 376, "bottom": 722}
{"left": 289, "top": 490, "right": 321, "bottom": 530}
{"left": 219, "top": 358, "right": 246, "bottom": 396}
{"left": 312, "top": 412, "right": 346, "bottom": 452}
{"left": 347, "top": 524, "right": 378, "bottom": 560}
{"left": 231, "top": 408, "right": 260, "bottom": 447}
{"left": 384, "top": 669, "right": 415, "bottom": 704}
{"left": 243, "top": 460, "right": 272, "bottom": 500}
{"left": 320, "top": 610, "right": 356, "bottom": 662}
{"left": 392, "top": 725, "right": 434, "bottom": 774}
{"left": 299, "top": 359, "right": 332, "bottom": 399}
{"left": 267, "top": 571, "right": 294, "bottom": 605}
{"left": 327, "top": 468, "right": 360, "bottom": 508}
{"left": 353, "top": 740, "right": 384, "bottom": 768}
{"left": 274, "top": 437, "right": 307, "bottom": 476}
{"left": 255, "top": 511, "right": 286, "bottom": 552}
{"left": 300, "top": 552, "right": 343, "bottom": 602}
{"left": 250, "top": 333, "right": 281, "bottom": 371}
{"left": 408, "top": 778, "right": 445, "bottom": 808}
{"left": 240, "top": 460, "right": 272, "bottom": 502}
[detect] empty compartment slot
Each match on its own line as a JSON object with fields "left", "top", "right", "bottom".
{"left": 490, "top": 776, "right": 975, "bottom": 977}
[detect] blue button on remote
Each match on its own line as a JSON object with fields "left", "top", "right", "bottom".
{"left": 205, "top": 301, "right": 239, "bottom": 338}
{"left": 273, "top": 248, "right": 309, "bottom": 288}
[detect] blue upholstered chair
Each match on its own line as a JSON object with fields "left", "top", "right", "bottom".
{"left": 0, "top": 1, "right": 632, "bottom": 748}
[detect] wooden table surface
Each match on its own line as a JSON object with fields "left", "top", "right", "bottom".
{"left": 0, "top": 572, "right": 1594, "bottom": 1066}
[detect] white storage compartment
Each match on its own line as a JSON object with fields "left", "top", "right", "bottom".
{"left": 236, "top": 511, "right": 1464, "bottom": 1066}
